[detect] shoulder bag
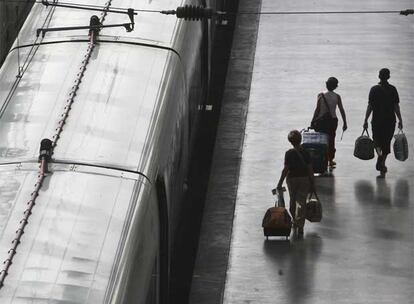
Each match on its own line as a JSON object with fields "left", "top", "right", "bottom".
{"left": 312, "top": 94, "right": 334, "bottom": 132}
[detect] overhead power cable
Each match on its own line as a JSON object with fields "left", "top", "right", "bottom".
{"left": 4, "top": 1, "right": 414, "bottom": 17}
{"left": 235, "top": 9, "right": 414, "bottom": 16}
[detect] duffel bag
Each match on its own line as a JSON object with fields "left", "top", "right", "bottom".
{"left": 306, "top": 191, "right": 322, "bottom": 222}
{"left": 393, "top": 129, "right": 409, "bottom": 161}
{"left": 354, "top": 128, "right": 375, "bottom": 160}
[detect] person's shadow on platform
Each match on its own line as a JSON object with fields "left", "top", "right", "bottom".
{"left": 263, "top": 233, "right": 323, "bottom": 304}
{"left": 354, "top": 178, "right": 409, "bottom": 240}
{"left": 354, "top": 180, "right": 376, "bottom": 206}
{"left": 354, "top": 178, "right": 409, "bottom": 207}
{"left": 393, "top": 179, "right": 410, "bottom": 208}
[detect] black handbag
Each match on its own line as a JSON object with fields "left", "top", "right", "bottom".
{"left": 306, "top": 191, "right": 322, "bottom": 222}
{"left": 312, "top": 94, "right": 334, "bottom": 132}
{"left": 354, "top": 128, "right": 375, "bottom": 160}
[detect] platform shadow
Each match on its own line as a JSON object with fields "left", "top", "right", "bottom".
{"left": 354, "top": 180, "right": 375, "bottom": 205}
{"left": 263, "top": 233, "right": 323, "bottom": 304}
{"left": 393, "top": 178, "right": 410, "bottom": 208}
{"left": 314, "top": 173, "right": 336, "bottom": 205}
{"left": 354, "top": 178, "right": 410, "bottom": 207}
{"left": 375, "top": 178, "right": 392, "bottom": 206}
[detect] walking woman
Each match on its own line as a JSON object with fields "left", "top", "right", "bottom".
{"left": 276, "top": 130, "right": 315, "bottom": 236}
{"left": 311, "top": 77, "right": 348, "bottom": 167}
{"left": 363, "top": 68, "right": 404, "bottom": 176}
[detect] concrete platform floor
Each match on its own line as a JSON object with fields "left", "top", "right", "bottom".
{"left": 222, "top": 1, "right": 414, "bottom": 303}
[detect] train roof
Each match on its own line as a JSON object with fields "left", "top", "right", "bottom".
{"left": 0, "top": 0, "right": 190, "bottom": 175}
{"left": 0, "top": 41, "right": 183, "bottom": 173}
{"left": 0, "top": 163, "right": 151, "bottom": 302}
{"left": 15, "top": 0, "right": 186, "bottom": 47}
{"left": 0, "top": 1, "right": 193, "bottom": 301}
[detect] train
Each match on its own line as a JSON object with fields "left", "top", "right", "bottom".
{"left": 0, "top": 0, "right": 223, "bottom": 302}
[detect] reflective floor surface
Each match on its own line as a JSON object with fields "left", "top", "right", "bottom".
{"left": 223, "top": 1, "right": 414, "bottom": 303}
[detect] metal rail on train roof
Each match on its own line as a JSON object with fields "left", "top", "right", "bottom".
{"left": 40, "top": 1, "right": 223, "bottom": 20}
{"left": 37, "top": 4, "right": 135, "bottom": 37}
{"left": 36, "top": 22, "right": 134, "bottom": 37}
{"left": 0, "top": 159, "right": 150, "bottom": 181}
{"left": 41, "top": 0, "right": 138, "bottom": 16}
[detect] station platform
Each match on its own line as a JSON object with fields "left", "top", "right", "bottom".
{"left": 190, "top": 0, "right": 414, "bottom": 303}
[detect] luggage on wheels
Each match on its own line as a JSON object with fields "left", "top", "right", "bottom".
{"left": 301, "top": 128, "right": 329, "bottom": 174}
{"left": 262, "top": 187, "right": 292, "bottom": 240}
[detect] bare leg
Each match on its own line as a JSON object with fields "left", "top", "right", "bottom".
{"left": 382, "top": 154, "right": 388, "bottom": 173}
{"left": 287, "top": 179, "right": 297, "bottom": 227}
{"left": 375, "top": 147, "right": 383, "bottom": 171}
{"left": 289, "top": 203, "right": 296, "bottom": 225}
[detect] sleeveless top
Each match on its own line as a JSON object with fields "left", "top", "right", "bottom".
{"left": 317, "top": 91, "right": 339, "bottom": 118}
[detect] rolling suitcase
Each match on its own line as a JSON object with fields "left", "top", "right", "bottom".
{"left": 301, "top": 128, "right": 329, "bottom": 173}
{"left": 262, "top": 187, "right": 292, "bottom": 240}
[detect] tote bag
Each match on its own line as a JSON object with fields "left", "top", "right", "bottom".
{"left": 393, "top": 129, "right": 409, "bottom": 161}
{"left": 306, "top": 191, "right": 322, "bottom": 222}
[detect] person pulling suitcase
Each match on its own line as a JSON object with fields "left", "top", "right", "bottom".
{"left": 276, "top": 130, "right": 315, "bottom": 236}
{"left": 311, "top": 77, "right": 348, "bottom": 167}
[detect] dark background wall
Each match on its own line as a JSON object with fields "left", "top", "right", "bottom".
{"left": 0, "top": 0, "right": 33, "bottom": 66}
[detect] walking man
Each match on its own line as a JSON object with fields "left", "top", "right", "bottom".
{"left": 363, "top": 68, "right": 404, "bottom": 177}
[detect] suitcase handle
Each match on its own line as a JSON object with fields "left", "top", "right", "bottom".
{"left": 274, "top": 187, "right": 286, "bottom": 208}
{"left": 301, "top": 127, "right": 313, "bottom": 133}
{"left": 308, "top": 190, "right": 320, "bottom": 202}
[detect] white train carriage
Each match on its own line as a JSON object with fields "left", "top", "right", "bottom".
{"left": 0, "top": 0, "right": 211, "bottom": 302}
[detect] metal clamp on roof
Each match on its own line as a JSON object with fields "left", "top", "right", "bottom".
{"left": 89, "top": 15, "right": 102, "bottom": 42}
{"left": 39, "top": 138, "right": 52, "bottom": 174}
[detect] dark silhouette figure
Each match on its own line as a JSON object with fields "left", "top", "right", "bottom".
{"left": 363, "top": 68, "right": 403, "bottom": 177}
{"left": 311, "top": 77, "right": 347, "bottom": 167}
{"left": 276, "top": 130, "right": 315, "bottom": 236}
